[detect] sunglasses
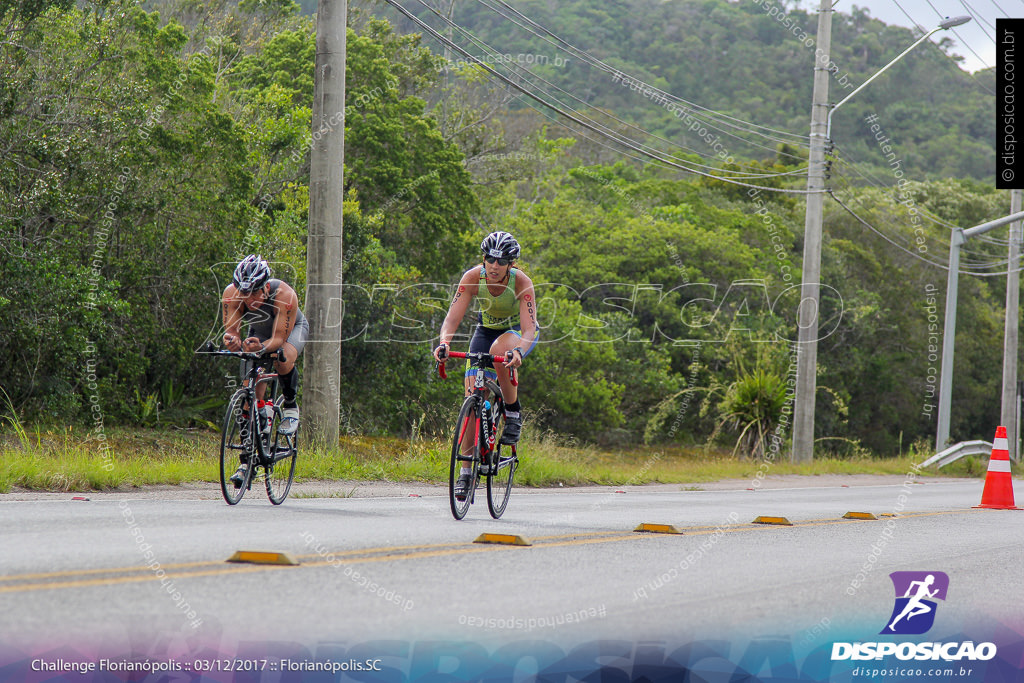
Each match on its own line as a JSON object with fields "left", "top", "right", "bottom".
{"left": 484, "top": 256, "right": 511, "bottom": 266}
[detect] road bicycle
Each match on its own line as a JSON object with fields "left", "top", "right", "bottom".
{"left": 199, "top": 343, "right": 298, "bottom": 505}
{"left": 437, "top": 351, "right": 519, "bottom": 520}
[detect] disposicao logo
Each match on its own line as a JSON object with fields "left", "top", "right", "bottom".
{"left": 831, "top": 571, "right": 997, "bottom": 662}
{"left": 881, "top": 571, "right": 948, "bottom": 635}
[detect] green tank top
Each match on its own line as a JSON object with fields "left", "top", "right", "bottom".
{"left": 478, "top": 267, "right": 519, "bottom": 330}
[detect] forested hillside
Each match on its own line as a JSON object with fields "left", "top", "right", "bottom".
{"left": 371, "top": 0, "right": 995, "bottom": 182}
{"left": 0, "top": 0, "right": 1012, "bottom": 457}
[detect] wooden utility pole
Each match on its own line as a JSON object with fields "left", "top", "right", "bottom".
{"left": 304, "top": 0, "right": 345, "bottom": 446}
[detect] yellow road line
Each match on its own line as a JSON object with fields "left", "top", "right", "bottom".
{"left": 292, "top": 541, "right": 470, "bottom": 560}
{"left": 520, "top": 531, "right": 625, "bottom": 541}
{"left": 0, "top": 509, "right": 981, "bottom": 594}
{"left": 0, "top": 563, "right": 293, "bottom": 594}
{"left": 0, "top": 533, "right": 649, "bottom": 594}
{"left": 0, "top": 541, "right": 486, "bottom": 583}
{"left": 0, "top": 559, "right": 230, "bottom": 583}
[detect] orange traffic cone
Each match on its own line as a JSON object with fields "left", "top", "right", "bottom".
{"left": 974, "top": 426, "right": 1021, "bottom": 510}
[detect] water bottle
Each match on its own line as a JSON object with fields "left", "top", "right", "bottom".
{"left": 258, "top": 400, "right": 273, "bottom": 435}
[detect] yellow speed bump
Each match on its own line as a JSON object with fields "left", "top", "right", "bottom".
{"left": 227, "top": 550, "right": 300, "bottom": 566}
{"left": 473, "top": 533, "right": 531, "bottom": 546}
{"left": 752, "top": 516, "right": 793, "bottom": 526}
{"left": 843, "top": 511, "right": 878, "bottom": 520}
{"left": 633, "top": 523, "right": 682, "bottom": 535}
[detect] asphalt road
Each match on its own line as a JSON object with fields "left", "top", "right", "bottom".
{"left": 1, "top": 478, "right": 1022, "bottom": 679}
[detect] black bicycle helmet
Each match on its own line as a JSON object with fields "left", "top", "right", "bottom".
{"left": 232, "top": 255, "right": 270, "bottom": 293}
{"left": 480, "top": 231, "right": 520, "bottom": 260}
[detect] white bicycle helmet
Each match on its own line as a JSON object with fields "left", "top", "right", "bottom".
{"left": 480, "top": 231, "right": 520, "bottom": 260}
{"left": 232, "top": 255, "right": 270, "bottom": 293}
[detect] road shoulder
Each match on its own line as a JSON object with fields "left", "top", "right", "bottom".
{"left": 0, "top": 473, "right": 981, "bottom": 501}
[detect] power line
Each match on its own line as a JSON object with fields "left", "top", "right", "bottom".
{"left": 518, "top": 93, "right": 810, "bottom": 188}
{"left": 959, "top": 0, "right": 997, "bottom": 34}
{"left": 922, "top": 0, "right": 997, "bottom": 83}
{"left": 891, "top": 0, "right": 994, "bottom": 90}
{"left": 484, "top": 0, "right": 811, "bottom": 147}
{"left": 828, "top": 148, "right": 1009, "bottom": 263}
{"left": 829, "top": 191, "right": 1024, "bottom": 276}
{"left": 381, "top": 0, "right": 821, "bottom": 193}
{"left": 829, "top": 190, "right": 950, "bottom": 269}
{"left": 415, "top": 0, "right": 809, "bottom": 172}
{"left": 829, "top": 166, "right": 1015, "bottom": 270}
{"left": 988, "top": 0, "right": 1011, "bottom": 19}
{"left": 892, "top": 0, "right": 926, "bottom": 31}
{"left": 470, "top": 0, "right": 809, "bottom": 163}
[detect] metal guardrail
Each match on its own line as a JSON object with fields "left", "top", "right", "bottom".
{"left": 919, "top": 440, "right": 993, "bottom": 469}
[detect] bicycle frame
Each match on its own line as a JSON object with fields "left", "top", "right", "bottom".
{"left": 200, "top": 343, "right": 299, "bottom": 505}
{"left": 439, "top": 350, "right": 517, "bottom": 461}
{"left": 208, "top": 348, "right": 284, "bottom": 444}
{"left": 438, "top": 350, "right": 519, "bottom": 519}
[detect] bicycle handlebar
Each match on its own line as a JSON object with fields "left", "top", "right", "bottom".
{"left": 197, "top": 341, "right": 287, "bottom": 364}
{"left": 436, "top": 351, "right": 517, "bottom": 385}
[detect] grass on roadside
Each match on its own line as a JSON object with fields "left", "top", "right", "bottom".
{"left": 0, "top": 424, "right": 998, "bottom": 494}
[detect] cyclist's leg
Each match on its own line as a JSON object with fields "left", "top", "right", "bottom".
{"left": 489, "top": 328, "right": 538, "bottom": 444}
{"left": 488, "top": 328, "right": 538, "bottom": 402}
{"left": 274, "top": 318, "right": 307, "bottom": 434}
{"left": 465, "top": 323, "right": 499, "bottom": 395}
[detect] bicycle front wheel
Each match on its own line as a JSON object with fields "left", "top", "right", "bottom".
{"left": 265, "top": 396, "right": 298, "bottom": 505}
{"left": 449, "top": 396, "right": 479, "bottom": 520}
{"left": 486, "top": 396, "right": 515, "bottom": 518}
{"left": 220, "top": 388, "right": 254, "bottom": 505}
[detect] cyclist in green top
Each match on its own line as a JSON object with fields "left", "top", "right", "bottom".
{"left": 433, "top": 231, "right": 539, "bottom": 499}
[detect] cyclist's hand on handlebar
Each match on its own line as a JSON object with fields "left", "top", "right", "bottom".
{"left": 241, "top": 337, "right": 264, "bottom": 354}
{"left": 505, "top": 347, "right": 523, "bottom": 369}
{"left": 223, "top": 333, "right": 242, "bottom": 352}
{"left": 433, "top": 342, "right": 450, "bottom": 362}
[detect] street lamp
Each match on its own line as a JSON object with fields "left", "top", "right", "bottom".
{"left": 791, "top": 14, "right": 972, "bottom": 463}
{"left": 826, "top": 16, "right": 972, "bottom": 141}
{"left": 936, "top": 209, "right": 1024, "bottom": 453}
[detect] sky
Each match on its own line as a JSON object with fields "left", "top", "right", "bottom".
{"left": 824, "top": 0, "right": 1015, "bottom": 73}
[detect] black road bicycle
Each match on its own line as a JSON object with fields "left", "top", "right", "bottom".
{"left": 199, "top": 343, "right": 298, "bottom": 505}
{"left": 437, "top": 351, "right": 519, "bottom": 520}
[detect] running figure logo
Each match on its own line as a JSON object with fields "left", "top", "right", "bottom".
{"left": 881, "top": 571, "right": 949, "bottom": 635}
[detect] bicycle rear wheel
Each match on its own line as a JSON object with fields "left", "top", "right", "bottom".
{"left": 220, "top": 388, "right": 254, "bottom": 505}
{"left": 265, "top": 396, "right": 298, "bottom": 505}
{"left": 486, "top": 395, "right": 515, "bottom": 518}
{"left": 449, "top": 396, "right": 479, "bottom": 520}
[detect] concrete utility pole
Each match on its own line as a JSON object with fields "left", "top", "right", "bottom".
{"left": 795, "top": 14, "right": 969, "bottom": 462}
{"left": 1000, "top": 189, "right": 1023, "bottom": 460}
{"left": 791, "top": 0, "right": 833, "bottom": 464}
{"left": 304, "top": 0, "right": 346, "bottom": 446}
